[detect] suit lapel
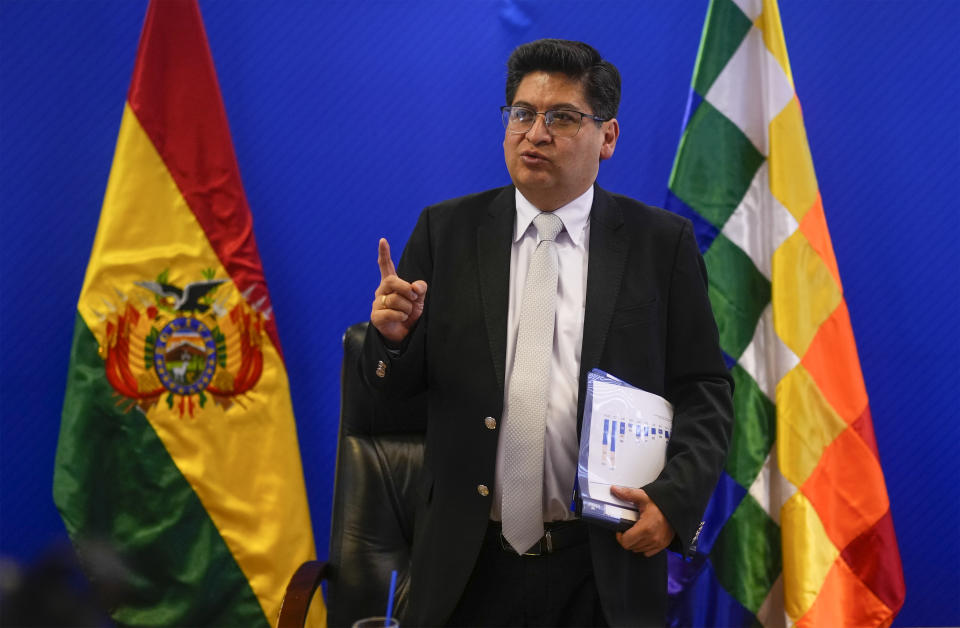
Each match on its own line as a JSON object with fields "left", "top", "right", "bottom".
{"left": 578, "top": 186, "right": 628, "bottom": 427}
{"left": 476, "top": 186, "right": 516, "bottom": 397}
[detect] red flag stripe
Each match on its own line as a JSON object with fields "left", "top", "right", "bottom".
{"left": 127, "top": 0, "right": 282, "bottom": 355}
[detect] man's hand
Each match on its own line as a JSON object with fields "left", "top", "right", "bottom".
{"left": 610, "top": 486, "right": 675, "bottom": 557}
{"left": 370, "top": 238, "right": 428, "bottom": 345}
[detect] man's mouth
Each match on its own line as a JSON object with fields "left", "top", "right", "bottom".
{"left": 520, "top": 150, "right": 550, "bottom": 165}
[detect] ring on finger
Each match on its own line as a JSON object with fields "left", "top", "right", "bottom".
{"left": 381, "top": 294, "right": 387, "bottom": 308}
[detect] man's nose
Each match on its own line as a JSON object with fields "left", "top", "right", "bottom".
{"left": 525, "top": 113, "right": 553, "bottom": 143}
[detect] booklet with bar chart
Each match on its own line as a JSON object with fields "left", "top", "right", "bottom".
{"left": 577, "top": 368, "right": 673, "bottom": 530}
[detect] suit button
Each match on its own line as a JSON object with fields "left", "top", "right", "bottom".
{"left": 484, "top": 416, "right": 497, "bottom": 430}
{"left": 477, "top": 484, "right": 489, "bottom": 497}
{"left": 375, "top": 360, "right": 387, "bottom": 378}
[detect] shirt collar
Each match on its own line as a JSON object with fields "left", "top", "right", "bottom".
{"left": 513, "top": 185, "right": 593, "bottom": 247}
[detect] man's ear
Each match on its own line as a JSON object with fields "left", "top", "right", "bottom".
{"left": 599, "top": 118, "right": 619, "bottom": 161}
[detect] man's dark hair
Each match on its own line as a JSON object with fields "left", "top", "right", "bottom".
{"left": 505, "top": 39, "right": 621, "bottom": 121}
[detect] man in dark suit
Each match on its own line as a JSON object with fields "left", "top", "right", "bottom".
{"left": 363, "top": 39, "right": 733, "bottom": 627}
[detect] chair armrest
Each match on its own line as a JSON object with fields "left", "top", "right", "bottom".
{"left": 278, "top": 560, "right": 329, "bottom": 628}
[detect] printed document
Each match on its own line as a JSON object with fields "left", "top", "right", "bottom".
{"left": 577, "top": 369, "right": 673, "bottom": 529}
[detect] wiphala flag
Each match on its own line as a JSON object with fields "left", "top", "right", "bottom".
{"left": 665, "top": 1, "right": 905, "bottom": 626}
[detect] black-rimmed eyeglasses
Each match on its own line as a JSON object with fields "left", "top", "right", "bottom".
{"left": 500, "top": 106, "right": 608, "bottom": 138}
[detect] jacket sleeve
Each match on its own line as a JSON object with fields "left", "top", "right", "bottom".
{"left": 642, "top": 219, "right": 734, "bottom": 556}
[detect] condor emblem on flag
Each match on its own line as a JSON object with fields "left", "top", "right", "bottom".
{"left": 99, "top": 271, "right": 266, "bottom": 417}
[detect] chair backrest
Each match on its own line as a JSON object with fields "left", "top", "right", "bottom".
{"left": 325, "top": 322, "right": 426, "bottom": 628}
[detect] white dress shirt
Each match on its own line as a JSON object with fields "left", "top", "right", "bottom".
{"left": 491, "top": 186, "right": 592, "bottom": 522}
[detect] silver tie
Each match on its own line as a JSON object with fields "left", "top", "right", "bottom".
{"left": 501, "top": 211, "right": 564, "bottom": 554}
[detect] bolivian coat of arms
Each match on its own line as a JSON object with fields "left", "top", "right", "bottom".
{"left": 98, "top": 269, "right": 265, "bottom": 417}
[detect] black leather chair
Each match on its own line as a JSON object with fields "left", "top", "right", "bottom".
{"left": 279, "top": 322, "right": 425, "bottom": 628}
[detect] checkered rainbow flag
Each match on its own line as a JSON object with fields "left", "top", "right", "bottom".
{"left": 664, "top": 1, "right": 906, "bottom": 626}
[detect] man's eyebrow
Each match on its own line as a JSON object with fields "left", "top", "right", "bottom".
{"left": 511, "top": 100, "right": 584, "bottom": 111}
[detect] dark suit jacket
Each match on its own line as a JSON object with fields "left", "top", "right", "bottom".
{"left": 362, "top": 184, "right": 733, "bottom": 627}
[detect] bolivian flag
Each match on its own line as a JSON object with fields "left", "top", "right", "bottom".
{"left": 665, "top": 0, "right": 905, "bottom": 626}
{"left": 53, "top": 1, "right": 318, "bottom": 625}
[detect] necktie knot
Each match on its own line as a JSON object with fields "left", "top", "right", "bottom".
{"left": 533, "top": 212, "right": 563, "bottom": 243}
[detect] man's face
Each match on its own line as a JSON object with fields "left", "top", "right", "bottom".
{"left": 503, "top": 71, "right": 618, "bottom": 211}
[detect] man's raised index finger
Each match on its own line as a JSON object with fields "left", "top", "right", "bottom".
{"left": 378, "top": 238, "right": 397, "bottom": 279}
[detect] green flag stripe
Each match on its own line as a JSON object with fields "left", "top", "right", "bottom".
{"left": 725, "top": 365, "right": 777, "bottom": 488}
{"left": 711, "top": 493, "right": 782, "bottom": 614}
{"left": 691, "top": 0, "right": 754, "bottom": 97}
{"left": 704, "top": 233, "right": 770, "bottom": 359}
{"left": 53, "top": 314, "right": 269, "bottom": 628}
{"left": 668, "top": 100, "right": 765, "bottom": 229}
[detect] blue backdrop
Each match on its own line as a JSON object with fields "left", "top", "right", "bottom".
{"left": 1, "top": 1, "right": 957, "bottom": 626}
